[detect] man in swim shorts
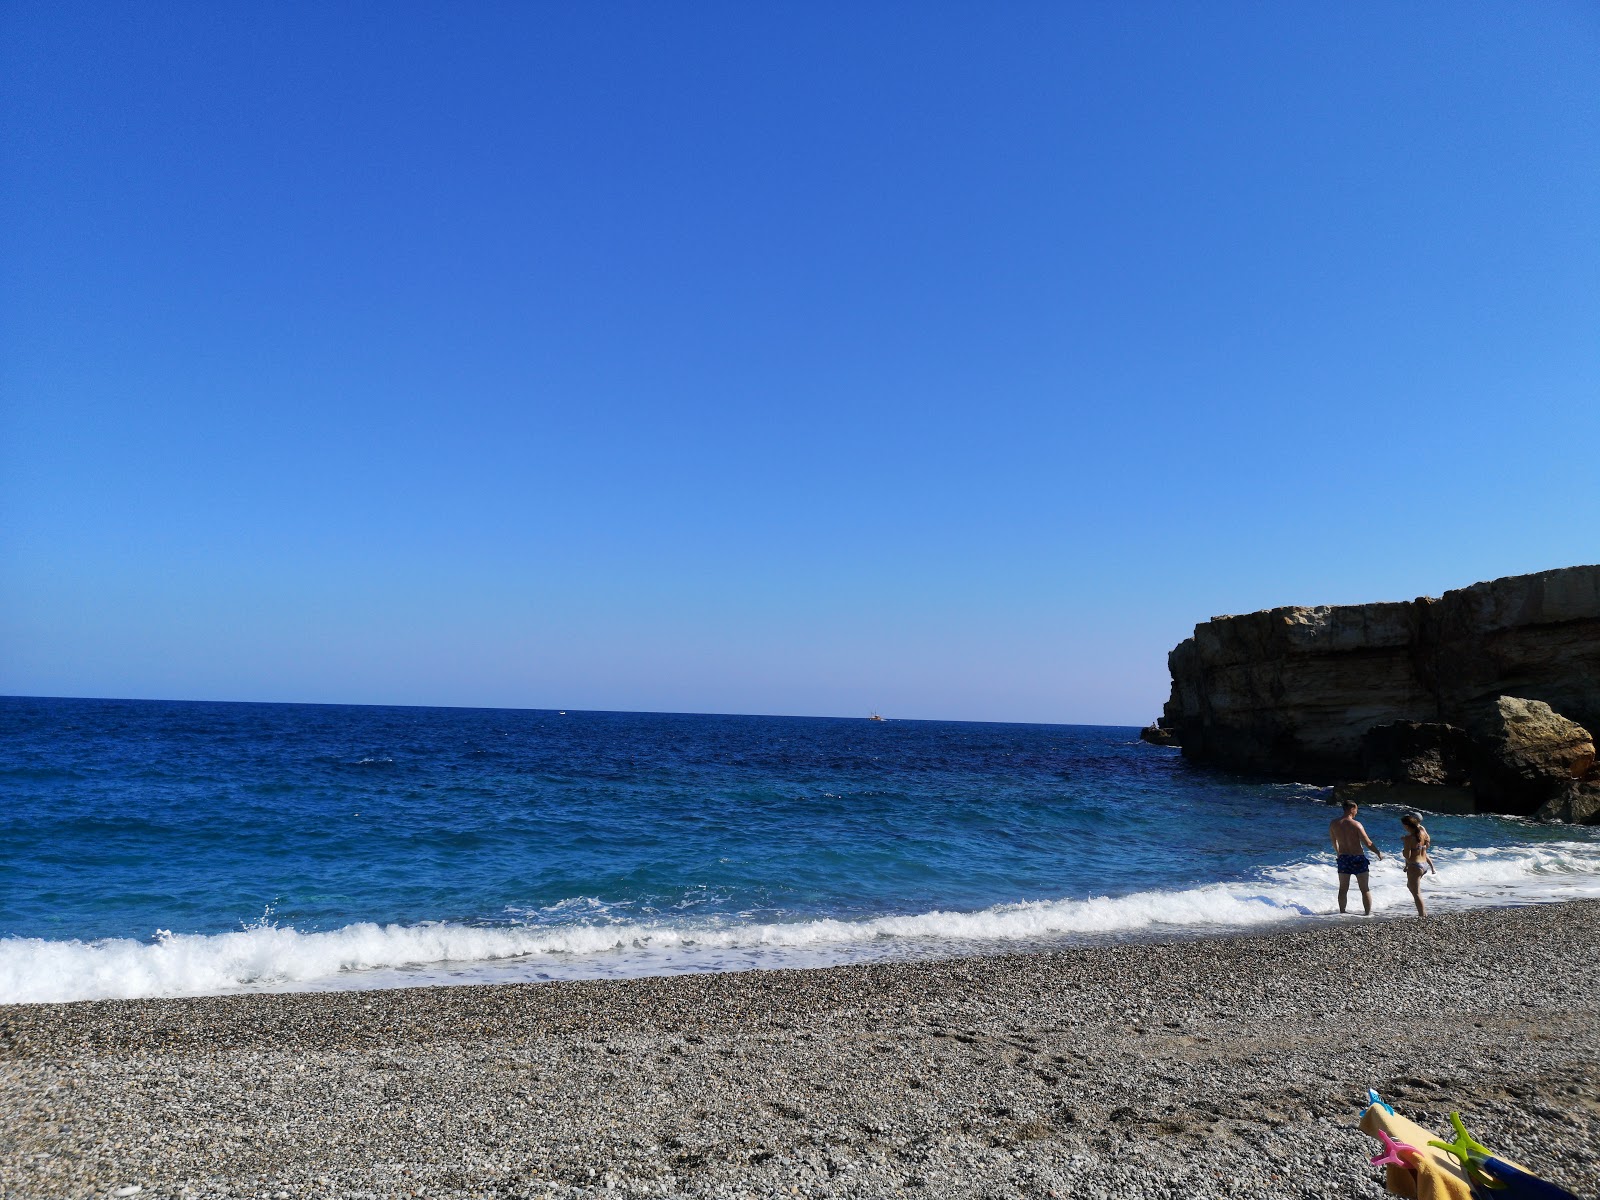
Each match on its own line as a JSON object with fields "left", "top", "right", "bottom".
{"left": 1329, "top": 799, "right": 1384, "bottom": 914}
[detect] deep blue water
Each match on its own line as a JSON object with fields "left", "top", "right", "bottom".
{"left": 4, "top": 696, "right": 1598, "bottom": 1003}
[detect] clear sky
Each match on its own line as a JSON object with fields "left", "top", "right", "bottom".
{"left": 3, "top": 3, "right": 1597, "bottom": 725}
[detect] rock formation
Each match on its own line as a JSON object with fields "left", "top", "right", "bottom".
{"left": 1361, "top": 721, "right": 1477, "bottom": 787}
{"left": 1537, "top": 780, "right": 1600, "bottom": 825}
{"left": 1469, "top": 696, "right": 1596, "bottom": 802}
{"left": 1150, "top": 565, "right": 1600, "bottom": 822}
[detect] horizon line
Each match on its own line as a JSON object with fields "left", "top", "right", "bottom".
{"left": 1, "top": 693, "right": 1144, "bottom": 730}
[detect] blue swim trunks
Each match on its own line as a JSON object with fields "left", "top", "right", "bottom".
{"left": 1336, "top": 853, "right": 1371, "bottom": 876}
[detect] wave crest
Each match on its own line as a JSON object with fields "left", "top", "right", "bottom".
{"left": 6, "top": 841, "right": 1599, "bottom": 1004}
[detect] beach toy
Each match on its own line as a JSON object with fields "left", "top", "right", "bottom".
{"left": 1371, "top": 1130, "right": 1421, "bottom": 1169}
{"left": 1365, "top": 1087, "right": 1396, "bottom": 1115}
{"left": 1464, "top": 1154, "right": 1580, "bottom": 1200}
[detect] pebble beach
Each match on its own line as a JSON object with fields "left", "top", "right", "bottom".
{"left": 5, "top": 901, "right": 1598, "bottom": 1200}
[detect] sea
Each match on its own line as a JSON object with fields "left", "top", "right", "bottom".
{"left": 4, "top": 695, "right": 1599, "bottom": 1006}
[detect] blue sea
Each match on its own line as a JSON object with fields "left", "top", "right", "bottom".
{"left": 4, "top": 696, "right": 1599, "bottom": 1005}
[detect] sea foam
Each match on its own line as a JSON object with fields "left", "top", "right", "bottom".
{"left": 5, "top": 840, "right": 1599, "bottom": 1004}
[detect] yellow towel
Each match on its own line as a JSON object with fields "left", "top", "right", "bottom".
{"left": 1359, "top": 1105, "right": 1473, "bottom": 1200}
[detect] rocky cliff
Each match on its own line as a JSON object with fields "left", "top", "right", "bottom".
{"left": 1146, "top": 565, "right": 1600, "bottom": 820}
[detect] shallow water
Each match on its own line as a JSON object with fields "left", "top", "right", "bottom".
{"left": 4, "top": 696, "right": 1598, "bottom": 1003}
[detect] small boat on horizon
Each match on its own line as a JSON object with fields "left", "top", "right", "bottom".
{"left": 867, "top": 712, "right": 885, "bottom": 721}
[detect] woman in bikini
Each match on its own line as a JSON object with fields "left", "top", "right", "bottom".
{"left": 1401, "top": 812, "right": 1435, "bottom": 917}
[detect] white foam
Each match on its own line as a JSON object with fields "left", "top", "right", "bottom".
{"left": 6, "top": 840, "right": 1599, "bottom": 1004}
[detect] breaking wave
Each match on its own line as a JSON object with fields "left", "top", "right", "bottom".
{"left": 6, "top": 840, "right": 1599, "bottom": 1004}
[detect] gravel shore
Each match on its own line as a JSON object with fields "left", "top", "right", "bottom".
{"left": 5, "top": 901, "right": 1598, "bottom": 1200}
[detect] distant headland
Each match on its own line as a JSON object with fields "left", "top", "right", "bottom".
{"left": 1143, "top": 565, "right": 1600, "bottom": 824}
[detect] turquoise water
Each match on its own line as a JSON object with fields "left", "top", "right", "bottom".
{"left": 4, "top": 696, "right": 1598, "bottom": 1003}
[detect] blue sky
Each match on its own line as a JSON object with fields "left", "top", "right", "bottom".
{"left": 3, "top": 2, "right": 1597, "bottom": 724}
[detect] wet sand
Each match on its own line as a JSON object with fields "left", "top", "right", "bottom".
{"left": 4, "top": 901, "right": 1598, "bottom": 1199}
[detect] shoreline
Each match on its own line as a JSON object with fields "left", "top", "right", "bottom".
{"left": 13, "top": 838, "right": 1600, "bottom": 1007}
{"left": 5, "top": 901, "right": 1598, "bottom": 1199}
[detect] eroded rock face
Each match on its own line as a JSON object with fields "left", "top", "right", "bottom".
{"left": 1160, "top": 600, "right": 1437, "bottom": 778}
{"left": 1138, "top": 723, "right": 1180, "bottom": 747}
{"left": 1429, "top": 568, "right": 1600, "bottom": 726}
{"left": 1535, "top": 781, "right": 1600, "bottom": 825}
{"left": 1332, "top": 780, "right": 1476, "bottom": 815}
{"left": 1156, "top": 565, "right": 1600, "bottom": 819}
{"left": 1350, "top": 702, "right": 1600, "bottom": 817}
{"left": 1361, "top": 722, "right": 1477, "bottom": 787}
{"left": 1468, "top": 696, "right": 1596, "bottom": 789}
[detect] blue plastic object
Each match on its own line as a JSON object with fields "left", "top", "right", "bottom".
{"left": 1363, "top": 1088, "right": 1395, "bottom": 1115}
{"left": 1466, "top": 1154, "right": 1580, "bottom": 1200}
